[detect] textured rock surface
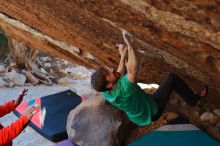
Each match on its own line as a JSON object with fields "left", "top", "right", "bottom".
{"left": 0, "top": 0, "right": 220, "bottom": 142}
{"left": 0, "top": 0, "right": 219, "bottom": 105}
{"left": 66, "top": 93, "right": 132, "bottom": 146}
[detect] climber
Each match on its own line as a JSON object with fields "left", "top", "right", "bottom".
{"left": 91, "top": 31, "right": 208, "bottom": 126}
{"left": 0, "top": 89, "right": 39, "bottom": 146}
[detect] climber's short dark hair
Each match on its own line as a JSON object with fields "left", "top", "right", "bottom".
{"left": 91, "top": 67, "right": 108, "bottom": 92}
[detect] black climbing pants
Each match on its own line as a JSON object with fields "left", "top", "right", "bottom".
{"left": 151, "top": 73, "right": 199, "bottom": 121}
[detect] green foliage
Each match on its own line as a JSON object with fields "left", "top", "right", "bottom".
{"left": 0, "top": 33, "right": 9, "bottom": 60}
{"left": 0, "top": 33, "right": 8, "bottom": 48}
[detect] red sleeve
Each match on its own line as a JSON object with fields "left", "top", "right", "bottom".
{"left": 0, "top": 101, "right": 16, "bottom": 117}
{"left": 0, "top": 116, "right": 29, "bottom": 145}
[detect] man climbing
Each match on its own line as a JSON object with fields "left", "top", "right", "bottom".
{"left": 0, "top": 89, "right": 39, "bottom": 146}
{"left": 91, "top": 31, "right": 208, "bottom": 126}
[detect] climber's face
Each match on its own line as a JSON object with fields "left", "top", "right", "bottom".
{"left": 103, "top": 66, "right": 119, "bottom": 89}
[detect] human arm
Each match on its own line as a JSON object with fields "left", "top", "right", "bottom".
{"left": 0, "top": 101, "right": 16, "bottom": 118}
{"left": 0, "top": 105, "right": 39, "bottom": 144}
{"left": 14, "top": 89, "right": 28, "bottom": 107}
{"left": 123, "top": 32, "right": 138, "bottom": 83}
{"left": 117, "top": 44, "right": 127, "bottom": 76}
{"left": 0, "top": 89, "right": 28, "bottom": 117}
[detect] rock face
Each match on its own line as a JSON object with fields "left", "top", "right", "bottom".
{"left": 0, "top": 0, "right": 219, "bottom": 106}
{"left": 66, "top": 94, "right": 134, "bottom": 146}
{"left": 0, "top": 0, "right": 220, "bottom": 142}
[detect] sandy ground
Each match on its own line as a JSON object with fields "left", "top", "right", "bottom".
{"left": 0, "top": 66, "right": 94, "bottom": 146}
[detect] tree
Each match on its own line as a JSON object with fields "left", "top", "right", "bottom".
{"left": 7, "top": 38, "right": 52, "bottom": 85}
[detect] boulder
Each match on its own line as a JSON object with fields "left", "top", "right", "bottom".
{"left": 0, "top": 77, "right": 7, "bottom": 87}
{"left": 214, "top": 109, "right": 220, "bottom": 116}
{"left": 0, "top": 65, "right": 5, "bottom": 73}
{"left": 40, "top": 56, "right": 51, "bottom": 62}
{"left": 57, "top": 77, "right": 73, "bottom": 85}
{"left": 44, "top": 63, "right": 51, "bottom": 68}
{"left": 6, "top": 70, "right": 26, "bottom": 86}
{"left": 200, "top": 112, "right": 215, "bottom": 123}
{"left": 66, "top": 93, "right": 135, "bottom": 146}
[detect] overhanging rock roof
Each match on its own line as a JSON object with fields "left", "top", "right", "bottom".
{"left": 0, "top": 0, "right": 220, "bottom": 141}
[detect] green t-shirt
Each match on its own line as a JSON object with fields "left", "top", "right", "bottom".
{"left": 103, "top": 74, "right": 158, "bottom": 126}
